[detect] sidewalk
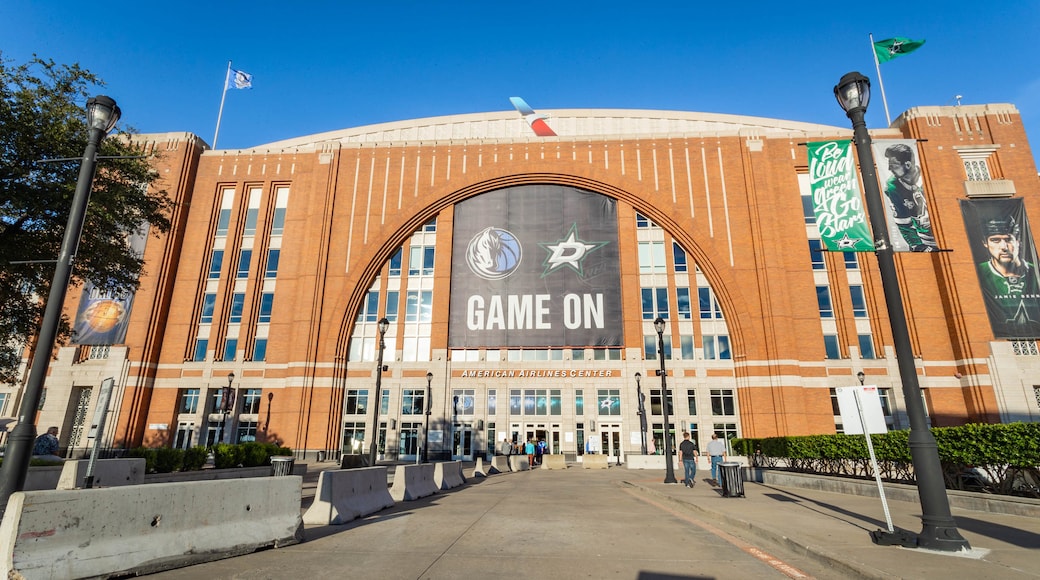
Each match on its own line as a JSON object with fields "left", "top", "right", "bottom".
{"left": 149, "top": 462, "right": 1039, "bottom": 579}
{"left": 628, "top": 471, "right": 1040, "bottom": 579}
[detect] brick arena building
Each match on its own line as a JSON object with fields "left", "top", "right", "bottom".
{"left": 3, "top": 102, "right": 1039, "bottom": 461}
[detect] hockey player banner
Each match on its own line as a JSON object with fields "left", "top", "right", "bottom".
{"left": 807, "top": 140, "right": 874, "bottom": 252}
{"left": 961, "top": 198, "right": 1040, "bottom": 338}
{"left": 449, "top": 185, "right": 623, "bottom": 348}
{"left": 872, "top": 139, "right": 938, "bottom": 252}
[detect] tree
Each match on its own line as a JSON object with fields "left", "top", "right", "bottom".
{"left": 0, "top": 54, "right": 173, "bottom": 382}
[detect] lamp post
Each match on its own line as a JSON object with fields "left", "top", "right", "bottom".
{"left": 219, "top": 372, "right": 235, "bottom": 443}
{"left": 423, "top": 371, "right": 432, "bottom": 463}
{"left": 654, "top": 317, "right": 678, "bottom": 484}
{"left": 857, "top": 371, "right": 866, "bottom": 386}
{"left": 0, "top": 96, "right": 121, "bottom": 514}
{"left": 368, "top": 317, "right": 389, "bottom": 466}
{"left": 635, "top": 372, "right": 648, "bottom": 455}
{"left": 834, "top": 72, "right": 969, "bottom": 552}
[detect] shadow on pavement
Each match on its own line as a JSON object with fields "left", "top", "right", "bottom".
{"left": 760, "top": 487, "right": 889, "bottom": 532}
{"left": 954, "top": 515, "right": 1040, "bottom": 548}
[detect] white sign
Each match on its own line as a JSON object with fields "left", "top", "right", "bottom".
{"left": 835, "top": 385, "right": 888, "bottom": 434}
{"left": 630, "top": 431, "right": 642, "bottom": 445}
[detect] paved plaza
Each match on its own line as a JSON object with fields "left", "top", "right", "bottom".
{"left": 145, "top": 462, "right": 1040, "bottom": 580}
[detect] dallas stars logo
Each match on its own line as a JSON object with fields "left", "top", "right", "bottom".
{"left": 835, "top": 233, "right": 868, "bottom": 250}
{"left": 539, "top": 223, "right": 608, "bottom": 278}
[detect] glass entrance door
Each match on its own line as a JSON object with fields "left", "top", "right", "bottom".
{"left": 453, "top": 423, "right": 473, "bottom": 460}
{"left": 600, "top": 423, "right": 622, "bottom": 462}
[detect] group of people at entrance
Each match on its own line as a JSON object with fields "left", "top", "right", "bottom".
{"left": 499, "top": 436, "right": 547, "bottom": 467}
{"left": 678, "top": 432, "right": 727, "bottom": 488}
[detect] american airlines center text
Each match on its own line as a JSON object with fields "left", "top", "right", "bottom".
{"left": 458, "top": 369, "right": 616, "bottom": 378}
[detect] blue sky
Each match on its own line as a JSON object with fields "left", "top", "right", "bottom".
{"left": 4, "top": 2, "right": 1039, "bottom": 159}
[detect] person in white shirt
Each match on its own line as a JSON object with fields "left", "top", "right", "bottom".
{"left": 706, "top": 433, "right": 727, "bottom": 484}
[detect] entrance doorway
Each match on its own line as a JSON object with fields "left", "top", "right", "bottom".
{"left": 453, "top": 422, "right": 474, "bottom": 460}
{"left": 599, "top": 423, "right": 622, "bottom": 463}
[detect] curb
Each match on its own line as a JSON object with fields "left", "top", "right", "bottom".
{"left": 622, "top": 480, "right": 896, "bottom": 580}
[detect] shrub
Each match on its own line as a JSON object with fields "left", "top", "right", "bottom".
{"left": 212, "top": 443, "right": 244, "bottom": 469}
{"left": 152, "top": 447, "right": 184, "bottom": 473}
{"left": 127, "top": 447, "right": 156, "bottom": 473}
{"left": 182, "top": 446, "right": 209, "bottom": 471}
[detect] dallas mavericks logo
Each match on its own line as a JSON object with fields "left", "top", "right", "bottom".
{"left": 466, "top": 227, "right": 522, "bottom": 280}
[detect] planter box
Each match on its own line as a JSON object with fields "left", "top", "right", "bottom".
{"left": 144, "top": 462, "right": 306, "bottom": 484}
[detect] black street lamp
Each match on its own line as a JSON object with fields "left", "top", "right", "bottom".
{"left": 219, "top": 372, "right": 235, "bottom": 443}
{"left": 654, "top": 317, "right": 677, "bottom": 484}
{"left": 368, "top": 317, "right": 390, "bottom": 466}
{"left": 635, "top": 372, "right": 647, "bottom": 455}
{"left": 0, "top": 96, "right": 121, "bottom": 515}
{"left": 834, "top": 72, "right": 969, "bottom": 552}
{"left": 423, "top": 371, "right": 433, "bottom": 463}
{"left": 857, "top": 371, "right": 866, "bottom": 386}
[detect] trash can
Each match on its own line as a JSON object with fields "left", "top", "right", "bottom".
{"left": 270, "top": 456, "right": 295, "bottom": 476}
{"left": 317, "top": 450, "right": 327, "bottom": 462}
{"left": 340, "top": 454, "right": 368, "bottom": 469}
{"left": 717, "top": 462, "right": 744, "bottom": 497}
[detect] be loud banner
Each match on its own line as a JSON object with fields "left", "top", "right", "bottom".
{"left": 449, "top": 185, "right": 623, "bottom": 348}
{"left": 807, "top": 140, "right": 874, "bottom": 252}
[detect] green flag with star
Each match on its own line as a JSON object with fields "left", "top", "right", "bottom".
{"left": 873, "top": 37, "right": 926, "bottom": 63}
{"left": 807, "top": 141, "right": 875, "bottom": 252}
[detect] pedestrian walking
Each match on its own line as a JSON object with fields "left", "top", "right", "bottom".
{"left": 707, "top": 433, "right": 727, "bottom": 484}
{"left": 678, "top": 432, "right": 699, "bottom": 487}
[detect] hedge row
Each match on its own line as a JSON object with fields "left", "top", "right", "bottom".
{"left": 128, "top": 442, "right": 291, "bottom": 473}
{"left": 732, "top": 422, "right": 1040, "bottom": 496}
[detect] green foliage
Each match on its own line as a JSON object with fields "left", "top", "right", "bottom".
{"left": 212, "top": 443, "right": 244, "bottom": 469}
{"left": 127, "top": 447, "right": 156, "bottom": 473}
{"left": 0, "top": 53, "right": 174, "bottom": 381}
{"left": 182, "top": 446, "right": 208, "bottom": 471}
{"left": 152, "top": 447, "right": 184, "bottom": 473}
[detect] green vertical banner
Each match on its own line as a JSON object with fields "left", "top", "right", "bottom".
{"left": 807, "top": 140, "right": 875, "bottom": 252}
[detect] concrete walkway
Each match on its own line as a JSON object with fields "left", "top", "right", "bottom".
{"left": 145, "top": 463, "right": 1040, "bottom": 579}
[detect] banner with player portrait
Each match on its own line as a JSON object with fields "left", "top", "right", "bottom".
{"left": 872, "top": 139, "right": 938, "bottom": 252}
{"left": 960, "top": 198, "right": 1040, "bottom": 338}
{"left": 449, "top": 185, "right": 623, "bottom": 348}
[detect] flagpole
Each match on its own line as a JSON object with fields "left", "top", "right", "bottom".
{"left": 870, "top": 33, "right": 893, "bottom": 126}
{"left": 213, "top": 60, "right": 232, "bottom": 149}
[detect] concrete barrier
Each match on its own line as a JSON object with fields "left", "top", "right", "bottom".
{"left": 509, "top": 456, "right": 531, "bottom": 472}
{"left": 1, "top": 477, "right": 303, "bottom": 579}
{"left": 491, "top": 456, "right": 510, "bottom": 473}
{"left": 390, "top": 463, "right": 439, "bottom": 502}
{"left": 57, "top": 458, "right": 145, "bottom": 489}
{"left": 541, "top": 454, "right": 567, "bottom": 470}
{"left": 24, "top": 466, "right": 62, "bottom": 491}
{"left": 144, "top": 462, "right": 307, "bottom": 484}
{"left": 434, "top": 461, "right": 465, "bottom": 490}
{"left": 582, "top": 454, "right": 609, "bottom": 469}
{"left": 472, "top": 457, "right": 489, "bottom": 477}
{"left": 303, "top": 467, "right": 393, "bottom": 525}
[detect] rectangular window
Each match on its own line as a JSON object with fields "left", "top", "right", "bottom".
{"left": 710, "top": 389, "right": 736, "bottom": 416}
{"left": 271, "top": 207, "right": 286, "bottom": 235}
{"left": 858, "top": 334, "right": 876, "bottom": 359}
{"left": 550, "top": 389, "right": 562, "bottom": 415}
{"left": 217, "top": 208, "right": 232, "bottom": 236}
{"left": 405, "top": 290, "right": 433, "bottom": 323}
{"left": 252, "top": 338, "right": 267, "bottom": 362}
{"left": 638, "top": 241, "right": 667, "bottom": 274}
{"left": 850, "top": 286, "right": 867, "bottom": 318}
{"left": 964, "top": 159, "right": 992, "bottom": 181}
{"left": 409, "top": 245, "right": 435, "bottom": 276}
{"left": 672, "top": 242, "right": 688, "bottom": 273}
{"left": 223, "top": 338, "right": 237, "bottom": 361}
{"left": 597, "top": 389, "right": 622, "bottom": 416}
{"left": 258, "top": 293, "right": 274, "bottom": 323}
{"left": 509, "top": 389, "right": 521, "bottom": 415}
{"left": 699, "top": 287, "right": 723, "bottom": 319}
{"left": 344, "top": 389, "right": 369, "bottom": 414}
{"left": 680, "top": 335, "right": 695, "bottom": 360}
{"left": 453, "top": 389, "right": 475, "bottom": 416}
{"left": 236, "top": 421, "right": 257, "bottom": 443}
{"left": 878, "top": 388, "right": 893, "bottom": 417}
{"left": 816, "top": 285, "right": 833, "bottom": 318}
{"left": 237, "top": 250, "right": 252, "bottom": 278}
{"left": 712, "top": 423, "right": 739, "bottom": 444}
{"left": 686, "top": 390, "right": 697, "bottom": 415}
{"left": 703, "top": 335, "right": 732, "bottom": 360}
{"left": 244, "top": 207, "right": 258, "bottom": 236}
{"left": 801, "top": 193, "right": 815, "bottom": 224}
{"left": 649, "top": 388, "right": 674, "bottom": 416}
{"left": 644, "top": 334, "right": 672, "bottom": 360}
{"left": 575, "top": 389, "right": 583, "bottom": 415}
{"left": 385, "top": 291, "right": 399, "bottom": 322}
{"left": 388, "top": 248, "right": 403, "bottom": 277}
{"left": 242, "top": 388, "right": 262, "bottom": 414}
{"left": 809, "top": 240, "right": 825, "bottom": 270}
{"left": 844, "top": 252, "right": 858, "bottom": 270}
{"left": 487, "top": 389, "right": 497, "bottom": 415}
{"left": 342, "top": 421, "right": 366, "bottom": 454}
{"left": 265, "top": 249, "right": 280, "bottom": 278}
{"left": 208, "top": 250, "right": 223, "bottom": 279}
{"left": 641, "top": 287, "right": 669, "bottom": 320}
{"left": 824, "top": 334, "right": 840, "bottom": 359}
{"left": 676, "top": 287, "right": 692, "bottom": 319}
{"left": 201, "top": 293, "right": 216, "bottom": 324}
{"left": 0, "top": 393, "right": 8, "bottom": 415}
{"left": 402, "top": 388, "right": 426, "bottom": 415}
{"left": 193, "top": 339, "right": 208, "bottom": 362}
{"left": 229, "top": 293, "right": 245, "bottom": 323}
{"left": 179, "top": 388, "right": 200, "bottom": 414}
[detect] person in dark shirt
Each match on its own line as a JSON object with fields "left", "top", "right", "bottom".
{"left": 678, "top": 432, "right": 699, "bottom": 488}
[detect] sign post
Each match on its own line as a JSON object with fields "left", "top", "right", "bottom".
{"left": 835, "top": 385, "right": 894, "bottom": 533}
